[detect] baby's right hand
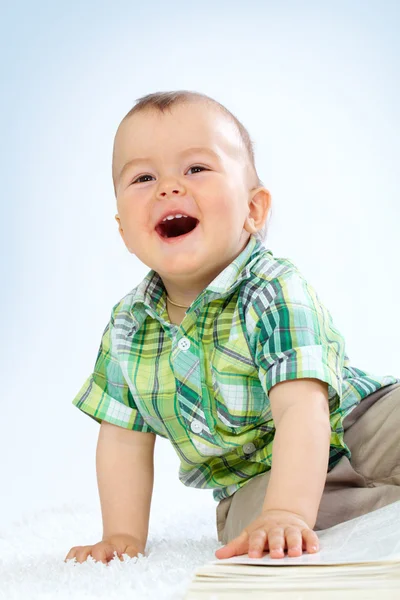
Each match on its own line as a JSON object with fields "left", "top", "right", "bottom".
{"left": 64, "top": 534, "right": 144, "bottom": 564}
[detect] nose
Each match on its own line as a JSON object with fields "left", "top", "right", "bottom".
{"left": 156, "top": 177, "right": 186, "bottom": 197}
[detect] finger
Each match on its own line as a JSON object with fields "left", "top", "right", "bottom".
{"left": 302, "top": 528, "right": 320, "bottom": 553}
{"left": 248, "top": 529, "right": 267, "bottom": 558}
{"left": 267, "top": 527, "right": 285, "bottom": 558}
{"left": 91, "top": 544, "right": 116, "bottom": 564}
{"left": 74, "top": 546, "right": 93, "bottom": 564}
{"left": 64, "top": 547, "right": 80, "bottom": 562}
{"left": 284, "top": 526, "right": 303, "bottom": 557}
{"left": 123, "top": 545, "right": 141, "bottom": 559}
{"left": 215, "top": 530, "right": 249, "bottom": 559}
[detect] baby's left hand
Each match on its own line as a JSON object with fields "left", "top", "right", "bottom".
{"left": 215, "top": 509, "right": 320, "bottom": 559}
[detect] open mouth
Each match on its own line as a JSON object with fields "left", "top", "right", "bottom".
{"left": 155, "top": 216, "right": 199, "bottom": 240}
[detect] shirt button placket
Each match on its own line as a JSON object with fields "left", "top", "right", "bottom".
{"left": 177, "top": 337, "right": 199, "bottom": 434}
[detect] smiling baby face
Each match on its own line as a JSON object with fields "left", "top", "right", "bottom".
{"left": 113, "top": 100, "right": 270, "bottom": 298}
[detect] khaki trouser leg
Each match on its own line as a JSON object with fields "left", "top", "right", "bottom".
{"left": 216, "top": 383, "right": 400, "bottom": 545}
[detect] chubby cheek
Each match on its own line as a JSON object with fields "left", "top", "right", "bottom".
{"left": 200, "top": 181, "right": 232, "bottom": 210}
{"left": 204, "top": 192, "right": 243, "bottom": 226}
{"left": 118, "top": 198, "right": 151, "bottom": 234}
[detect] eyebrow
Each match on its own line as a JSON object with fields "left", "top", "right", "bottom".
{"left": 118, "top": 146, "right": 221, "bottom": 182}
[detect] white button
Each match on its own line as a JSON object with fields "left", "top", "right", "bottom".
{"left": 243, "top": 442, "right": 256, "bottom": 454}
{"left": 178, "top": 337, "right": 191, "bottom": 351}
{"left": 190, "top": 419, "right": 203, "bottom": 433}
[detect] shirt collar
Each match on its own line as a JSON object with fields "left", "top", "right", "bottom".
{"left": 127, "top": 233, "right": 264, "bottom": 320}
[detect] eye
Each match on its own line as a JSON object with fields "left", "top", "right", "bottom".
{"left": 187, "top": 165, "right": 208, "bottom": 174}
{"left": 132, "top": 174, "right": 154, "bottom": 184}
{"left": 130, "top": 165, "right": 208, "bottom": 185}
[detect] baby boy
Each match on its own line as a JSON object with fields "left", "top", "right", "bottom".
{"left": 65, "top": 90, "right": 400, "bottom": 565}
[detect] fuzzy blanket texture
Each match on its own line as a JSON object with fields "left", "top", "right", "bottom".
{"left": 0, "top": 496, "right": 220, "bottom": 600}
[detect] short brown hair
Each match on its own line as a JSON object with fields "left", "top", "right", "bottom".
{"left": 112, "top": 90, "right": 271, "bottom": 243}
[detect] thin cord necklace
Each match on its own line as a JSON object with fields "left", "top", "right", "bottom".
{"left": 166, "top": 295, "right": 190, "bottom": 309}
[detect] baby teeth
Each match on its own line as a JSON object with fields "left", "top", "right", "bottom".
{"left": 162, "top": 213, "right": 187, "bottom": 221}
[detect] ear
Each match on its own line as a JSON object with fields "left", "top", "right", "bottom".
{"left": 244, "top": 187, "right": 272, "bottom": 234}
{"left": 115, "top": 214, "right": 133, "bottom": 253}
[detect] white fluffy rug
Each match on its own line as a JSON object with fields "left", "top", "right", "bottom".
{"left": 0, "top": 497, "right": 220, "bottom": 600}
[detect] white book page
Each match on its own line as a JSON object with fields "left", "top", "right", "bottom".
{"left": 213, "top": 500, "right": 400, "bottom": 566}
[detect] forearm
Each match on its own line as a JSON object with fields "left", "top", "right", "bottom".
{"left": 262, "top": 402, "right": 331, "bottom": 528}
{"left": 96, "top": 421, "right": 155, "bottom": 550}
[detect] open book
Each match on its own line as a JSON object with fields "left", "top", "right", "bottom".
{"left": 185, "top": 500, "right": 400, "bottom": 599}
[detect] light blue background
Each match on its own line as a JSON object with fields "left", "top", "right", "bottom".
{"left": 1, "top": 1, "right": 399, "bottom": 529}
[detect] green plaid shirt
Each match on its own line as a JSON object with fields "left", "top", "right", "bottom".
{"left": 72, "top": 234, "right": 400, "bottom": 502}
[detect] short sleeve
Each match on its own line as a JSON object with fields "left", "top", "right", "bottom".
{"left": 72, "top": 312, "right": 157, "bottom": 433}
{"left": 254, "top": 271, "right": 346, "bottom": 414}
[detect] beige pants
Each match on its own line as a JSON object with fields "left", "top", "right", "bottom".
{"left": 216, "top": 383, "right": 400, "bottom": 544}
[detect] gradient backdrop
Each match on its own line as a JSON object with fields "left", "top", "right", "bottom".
{"left": 1, "top": 0, "right": 399, "bottom": 528}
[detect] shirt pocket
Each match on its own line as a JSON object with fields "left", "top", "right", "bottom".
{"left": 210, "top": 337, "right": 271, "bottom": 430}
